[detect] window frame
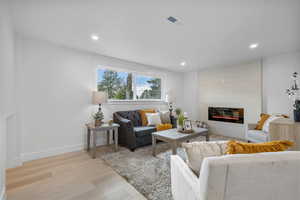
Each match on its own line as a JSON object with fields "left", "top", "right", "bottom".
{"left": 96, "top": 66, "right": 166, "bottom": 103}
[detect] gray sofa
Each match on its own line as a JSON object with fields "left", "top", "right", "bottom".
{"left": 113, "top": 110, "right": 176, "bottom": 151}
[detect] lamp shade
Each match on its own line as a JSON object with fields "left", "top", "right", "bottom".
{"left": 92, "top": 91, "right": 108, "bottom": 105}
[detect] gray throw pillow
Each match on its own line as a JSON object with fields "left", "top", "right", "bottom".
{"left": 182, "top": 141, "right": 228, "bottom": 176}
{"left": 159, "top": 111, "right": 171, "bottom": 124}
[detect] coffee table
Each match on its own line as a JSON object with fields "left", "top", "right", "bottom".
{"left": 152, "top": 128, "right": 209, "bottom": 156}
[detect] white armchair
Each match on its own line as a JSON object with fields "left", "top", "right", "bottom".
{"left": 171, "top": 151, "right": 300, "bottom": 200}
{"left": 245, "top": 123, "right": 269, "bottom": 143}
{"left": 246, "top": 118, "right": 297, "bottom": 143}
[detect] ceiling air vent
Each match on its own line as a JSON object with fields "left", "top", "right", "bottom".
{"left": 167, "top": 16, "right": 178, "bottom": 23}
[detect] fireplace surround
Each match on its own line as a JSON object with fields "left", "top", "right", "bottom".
{"left": 208, "top": 107, "right": 244, "bottom": 124}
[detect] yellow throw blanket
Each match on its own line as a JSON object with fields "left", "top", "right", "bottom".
{"left": 226, "top": 140, "right": 294, "bottom": 154}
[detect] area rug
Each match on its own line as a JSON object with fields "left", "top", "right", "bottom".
{"left": 99, "top": 135, "right": 230, "bottom": 200}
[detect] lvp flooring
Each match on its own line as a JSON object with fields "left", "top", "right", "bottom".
{"left": 6, "top": 150, "right": 147, "bottom": 200}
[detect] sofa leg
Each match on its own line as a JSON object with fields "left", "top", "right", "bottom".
{"left": 130, "top": 148, "right": 135, "bottom": 152}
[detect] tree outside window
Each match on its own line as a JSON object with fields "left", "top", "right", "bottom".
{"left": 97, "top": 69, "right": 162, "bottom": 100}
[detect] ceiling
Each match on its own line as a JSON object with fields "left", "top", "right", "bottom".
{"left": 10, "top": 0, "right": 300, "bottom": 72}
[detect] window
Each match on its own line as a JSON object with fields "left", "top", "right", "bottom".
{"left": 135, "top": 75, "right": 161, "bottom": 100}
{"left": 97, "top": 69, "right": 162, "bottom": 101}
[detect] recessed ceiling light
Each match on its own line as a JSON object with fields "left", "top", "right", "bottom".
{"left": 90, "top": 34, "right": 99, "bottom": 41}
{"left": 180, "top": 61, "right": 186, "bottom": 66}
{"left": 249, "top": 43, "right": 259, "bottom": 49}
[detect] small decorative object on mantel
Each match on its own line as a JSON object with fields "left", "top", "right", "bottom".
{"left": 286, "top": 72, "right": 300, "bottom": 122}
{"left": 92, "top": 91, "right": 108, "bottom": 126}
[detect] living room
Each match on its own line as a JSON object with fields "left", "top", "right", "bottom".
{"left": 1, "top": 1, "right": 300, "bottom": 200}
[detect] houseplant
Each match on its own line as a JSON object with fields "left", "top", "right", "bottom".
{"left": 93, "top": 111, "right": 104, "bottom": 126}
{"left": 175, "top": 108, "right": 182, "bottom": 117}
{"left": 177, "top": 113, "right": 185, "bottom": 131}
{"left": 286, "top": 72, "right": 300, "bottom": 122}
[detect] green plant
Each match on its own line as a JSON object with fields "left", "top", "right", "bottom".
{"left": 178, "top": 113, "right": 185, "bottom": 127}
{"left": 93, "top": 111, "right": 104, "bottom": 121}
{"left": 294, "top": 100, "right": 300, "bottom": 110}
{"left": 175, "top": 108, "right": 182, "bottom": 116}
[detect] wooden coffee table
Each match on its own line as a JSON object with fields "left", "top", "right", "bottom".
{"left": 152, "top": 128, "right": 209, "bottom": 156}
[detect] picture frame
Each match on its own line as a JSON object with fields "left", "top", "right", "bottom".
{"left": 184, "top": 119, "right": 193, "bottom": 131}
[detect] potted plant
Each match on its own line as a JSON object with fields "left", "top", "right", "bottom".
{"left": 175, "top": 108, "right": 182, "bottom": 117}
{"left": 93, "top": 111, "right": 104, "bottom": 127}
{"left": 177, "top": 113, "right": 185, "bottom": 131}
{"left": 294, "top": 100, "right": 300, "bottom": 122}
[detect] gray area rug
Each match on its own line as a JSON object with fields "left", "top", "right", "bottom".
{"left": 99, "top": 135, "right": 230, "bottom": 200}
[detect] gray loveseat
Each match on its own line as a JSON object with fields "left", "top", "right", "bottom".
{"left": 113, "top": 110, "right": 176, "bottom": 151}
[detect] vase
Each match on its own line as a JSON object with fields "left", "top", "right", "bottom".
{"left": 294, "top": 110, "right": 300, "bottom": 122}
{"left": 95, "top": 120, "right": 103, "bottom": 127}
{"left": 177, "top": 120, "right": 184, "bottom": 131}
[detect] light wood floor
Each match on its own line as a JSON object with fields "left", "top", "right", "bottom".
{"left": 6, "top": 149, "right": 146, "bottom": 200}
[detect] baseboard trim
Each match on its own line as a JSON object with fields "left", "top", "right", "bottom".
{"left": 21, "top": 144, "right": 84, "bottom": 162}
{"left": 0, "top": 186, "right": 6, "bottom": 200}
{"left": 6, "top": 157, "right": 22, "bottom": 169}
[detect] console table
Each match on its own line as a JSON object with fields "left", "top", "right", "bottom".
{"left": 269, "top": 118, "right": 300, "bottom": 150}
{"left": 86, "top": 123, "right": 120, "bottom": 158}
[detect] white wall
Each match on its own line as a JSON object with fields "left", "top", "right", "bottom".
{"left": 183, "top": 72, "right": 200, "bottom": 120}
{"left": 263, "top": 51, "right": 300, "bottom": 118}
{"left": 16, "top": 35, "right": 184, "bottom": 161}
{"left": 0, "top": 1, "right": 15, "bottom": 199}
{"left": 185, "top": 62, "right": 262, "bottom": 139}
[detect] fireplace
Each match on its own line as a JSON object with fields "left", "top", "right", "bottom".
{"left": 208, "top": 107, "right": 244, "bottom": 124}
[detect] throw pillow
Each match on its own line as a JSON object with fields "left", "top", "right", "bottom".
{"left": 156, "top": 123, "right": 172, "bottom": 131}
{"left": 226, "top": 140, "right": 294, "bottom": 154}
{"left": 255, "top": 113, "right": 270, "bottom": 130}
{"left": 262, "top": 115, "right": 283, "bottom": 132}
{"left": 182, "top": 141, "right": 228, "bottom": 176}
{"left": 146, "top": 113, "right": 162, "bottom": 126}
{"left": 139, "top": 109, "right": 156, "bottom": 126}
{"left": 159, "top": 111, "right": 171, "bottom": 124}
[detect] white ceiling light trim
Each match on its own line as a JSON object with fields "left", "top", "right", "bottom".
{"left": 180, "top": 61, "right": 186, "bottom": 66}
{"left": 249, "top": 43, "right": 259, "bottom": 49}
{"left": 90, "top": 34, "right": 99, "bottom": 41}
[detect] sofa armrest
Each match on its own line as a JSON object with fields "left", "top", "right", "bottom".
{"left": 171, "top": 155, "right": 200, "bottom": 200}
{"left": 113, "top": 113, "right": 136, "bottom": 149}
{"left": 114, "top": 113, "right": 133, "bottom": 126}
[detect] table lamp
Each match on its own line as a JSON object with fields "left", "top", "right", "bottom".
{"left": 92, "top": 91, "right": 108, "bottom": 126}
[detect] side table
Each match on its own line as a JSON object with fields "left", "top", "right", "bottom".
{"left": 86, "top": 123, "right": 120, "bottom": 159}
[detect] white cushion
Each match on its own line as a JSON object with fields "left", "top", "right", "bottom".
{"left": 262, "top": 115, "right": 283, "bottom": 132}
{"left": 199, "top": 151, "right": 300, "bottom": 200}
{"left": 247, "top": 130, "right": 268, "bottom": 142}
{"left": 145, "top": 112, "right": 162, "bottom": 126}
{"left": 182, "top": 141, "right": 227, "bottom": 176}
